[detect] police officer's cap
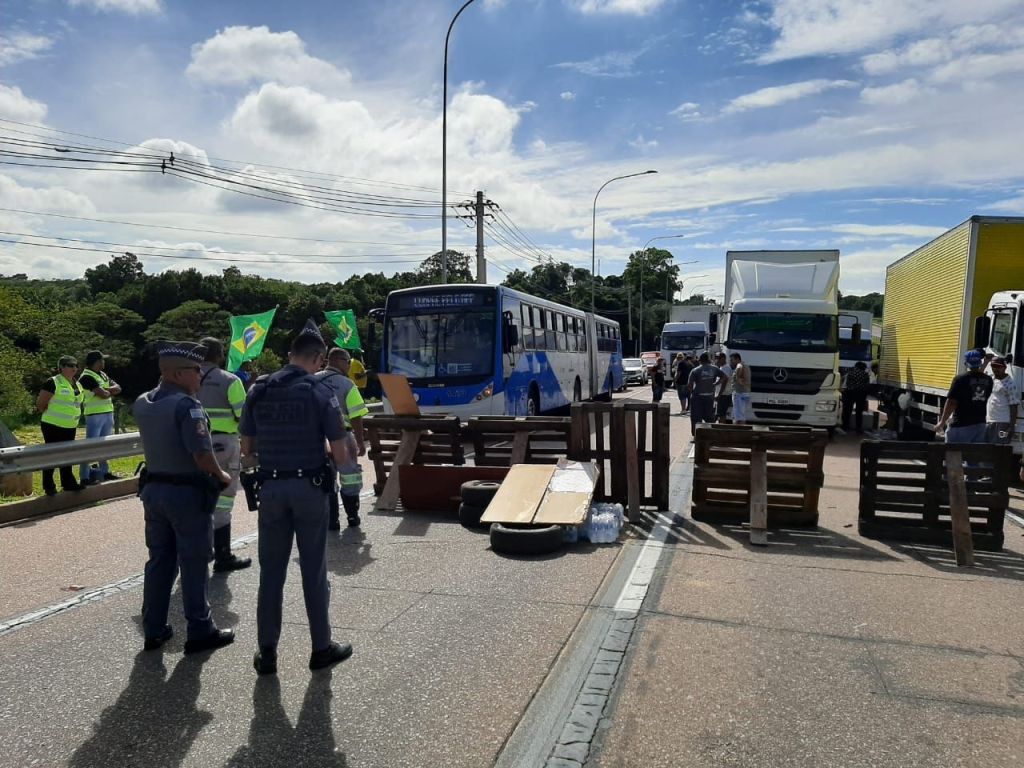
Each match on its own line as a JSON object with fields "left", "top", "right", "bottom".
{"left": 156, "top": 340, "right": 207, "bottom": 363}
{"left": 298, "top": 318, "right": 325, "bottom": 343}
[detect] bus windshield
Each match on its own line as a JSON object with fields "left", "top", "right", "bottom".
{"left": 727, "top": 313, "right": 837, "bottom": 353}
{"left": 662, "top": 332, "right": 704, "bottom": 351}
{"left": 387, "top": 310, "right": 495, "bottom": 381}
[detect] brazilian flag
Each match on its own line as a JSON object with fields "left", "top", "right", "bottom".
{"left": 227, "top": 307, "right": 277, "bottom": 371}
{"left": 324, "top": 309, "right": 362, "bottom": 350}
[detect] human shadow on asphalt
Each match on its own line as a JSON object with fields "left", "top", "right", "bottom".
{"left": 327, "top": 527, "right": 376, "bottom": 577}
{"left": 224, "top": 673, "right": 346, "bottom": 768}
{"left": 895, "top": 542, "right": 1024, "bottom": 582}
{"left": 69, "top": 652, "right": 213, "bottom": 768}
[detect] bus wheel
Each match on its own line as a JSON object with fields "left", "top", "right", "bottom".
{"left": 573, "top": 378, "right": 582, "bottom": 403}
{"left": 527, "top": 386, "right": 540, "bottom": 417}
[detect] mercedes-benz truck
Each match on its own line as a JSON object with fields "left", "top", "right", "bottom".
{"left": 722, "top": 250, "right": 843, "bottom": 428}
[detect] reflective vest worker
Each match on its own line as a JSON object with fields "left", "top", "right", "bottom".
{"left": 37, "top": 355, "right": 84, "bottom": 495}
{"left": 78, "top": 350, "right": 122, "bottom": 485}
{"left": 197, "top": 336, "right": 252, "bottom": 573}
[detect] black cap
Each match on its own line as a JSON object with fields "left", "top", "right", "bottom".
{"left": 156, "top": 341, "right": 207, "bottom": 363}
{"left": 58, "top": 355, "right": 78, "bottom": 368}
{"left": 84, "top": 350, "right": 105, "bottom": 366}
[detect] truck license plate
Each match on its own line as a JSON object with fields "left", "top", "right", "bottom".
{"left": 767, "top": 398, "right": 790, "bottom": 405}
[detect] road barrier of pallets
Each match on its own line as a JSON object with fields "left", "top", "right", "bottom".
{"left": 858, "top": 441, "right": 1013, "bottom": 556}
{"left": 366, "top": 415, "right": 464, "bottom": 509}
{"left": 465, "top": 416, "right": 572, "bottom": 466}
{"left": 690, "top": 424, "right": 828, "bottom": 536}
{"left": 569, "top": 402, "right": 670, "bottom": 519}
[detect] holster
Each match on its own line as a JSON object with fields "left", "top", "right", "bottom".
{"left": 240, "top": 468, "right": 261, "bottom": 511}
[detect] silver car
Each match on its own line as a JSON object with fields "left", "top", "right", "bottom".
{"left": 622, "top": 358, "right": 648, "bottom": 386}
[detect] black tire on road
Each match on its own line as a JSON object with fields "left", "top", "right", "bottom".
{"left": 459, "top": 502, "right": 488, "bottom": 527}
{"left": 461, "top": 480, "right": 500, "bottom": 508}
{"left": 489, "top": 522, "right": 564, "bottom": 556}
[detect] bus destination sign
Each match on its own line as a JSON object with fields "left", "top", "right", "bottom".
{"left": 394, "top": 291, "right": 492, "bottom": 311}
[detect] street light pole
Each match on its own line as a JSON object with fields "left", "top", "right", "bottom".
{"left": 441, "top": 0, "right": 479, "bottom": 285}
{"left": 591, "top": 169, "right": 657, "bottom": 313}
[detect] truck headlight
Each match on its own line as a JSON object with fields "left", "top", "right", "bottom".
{"left": 814, "top": 400, "right": 837, "bottom": 412}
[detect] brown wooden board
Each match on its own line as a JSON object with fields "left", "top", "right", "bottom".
{"left": 480, "top": 464, "right": 556, "bottom": 524}
{"left": 533, "top": 491, "right": 591, "bottom": 526}
{"left": 377, "top": 373, "right": 420, "bottom": 416}
{"left": 398, "top": 465, "right": 509, "bottom": 512}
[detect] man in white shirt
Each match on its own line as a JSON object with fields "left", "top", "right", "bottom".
{"left": 714, "top": 352, "right": 733, "bottom": 423}
{"left": 986, "top": 357, "right": 1019, "bottom": 444}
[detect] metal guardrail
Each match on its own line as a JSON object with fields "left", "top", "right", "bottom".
{"left": 0, "top": 402, "right": 384, "bottom": 476}
{"left": 0, "top": 433, "right": 143, "bottom": 475}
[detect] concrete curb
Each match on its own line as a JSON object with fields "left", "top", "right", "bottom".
{"left": 0, "top": 477, "right": 139, "bottom": 525}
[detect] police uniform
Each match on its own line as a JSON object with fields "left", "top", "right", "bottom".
{"left": 240, "top": 320, "right": 351, "bottom": 674}
{"left": 197, "top": 357, "right": 251, "bottom": 571}
{"left": 134, "top": 341, "right": 234, "bottom": 654}
{"left": 314, "top": 364, "right": 369, "bottom": 529}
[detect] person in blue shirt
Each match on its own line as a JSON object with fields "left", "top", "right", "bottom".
{"left": 240, "top": 320, "right": 354, "bottom": 675}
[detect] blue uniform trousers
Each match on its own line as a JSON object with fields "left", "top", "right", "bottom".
{"left": 141, "top": 485, "right": 215, "bottom": 641}
{"left": 257, "top": 478, "right": 332, "bottom": 651}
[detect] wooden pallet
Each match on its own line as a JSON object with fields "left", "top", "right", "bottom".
{"left": 365, "top": 415, "right": 464, "bottom": 510}
{"left": 465, "top": 416, "right": 571, "bottom": 466}
{"left": 858, "top": 440, "right": 1012, "bottom": 552}
{"left": 691, "top": 424, "right": 828, "bottom": 528}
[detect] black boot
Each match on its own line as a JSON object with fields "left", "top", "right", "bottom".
{"left": 328, "top": 493, "right": 341, "bottom": 531}
{"left": 342, "top": 495, "right": 361, "bottom": 528}
{"left": 213, "top": 524, "right": 251, "bottom": 572}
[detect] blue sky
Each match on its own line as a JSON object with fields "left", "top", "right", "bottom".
{"left": 2, "top": 0, "right": 1024, "bottom": 298}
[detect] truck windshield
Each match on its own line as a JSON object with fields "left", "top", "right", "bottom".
{"left": 839, "top": 339, "right": 873, "bottom": 361}
{"left": 662, "top": 332, "right": 704, "bottom": 351}
{"left": 728, "top": 313, "right": 837, "bottom": 353}
{"left": 387, "top": 310, "right": 495, "bottom": 382}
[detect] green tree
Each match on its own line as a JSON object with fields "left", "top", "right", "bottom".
{"left": 84, "top": 253, "right": 145, "bottom": 295}
{"left": 622, "top": 248, "right": 681, "bottom": 348}
{"left": 143, "top": 300, "right": 231, "bottom": 343}
{"left": 417, "top": 250, "right": 472, "bottom": 284}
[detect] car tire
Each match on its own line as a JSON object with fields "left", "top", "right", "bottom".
{"left": 489, "top": 523, "right": 564, "bottom": 556}
{"left": 459, "top": 502, "right": 488, "bottom": 528}
{"left": 461, "top": 480, "right": 500, "bottom": 508}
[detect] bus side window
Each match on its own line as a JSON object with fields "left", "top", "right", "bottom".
{"left": 546, "top": 310, "right": 557, "bottom": 350}
{"left": 557, "top": 314, "right": 567, "bottom": 352}
{"left": 579, "top": 320, "right": 587, "bottom": 352}
{"left": 534, "top": 307, "right": 547, "bottom": 351}
{"left": 521, "top": 305, "right": 534, "bottom": 350}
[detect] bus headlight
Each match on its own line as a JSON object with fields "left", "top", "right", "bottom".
{"left": 815, "top": 400, "right": 837, "bottom": 412}
{"left": 475, "top": 383, "right": 494, "bottom": 401}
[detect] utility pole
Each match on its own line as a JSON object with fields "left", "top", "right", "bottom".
{"left": 627, "top": 290, "right": 633, "bottom": 347}
{"left": 475, "top": 190, "right": 486, "bottom": 284}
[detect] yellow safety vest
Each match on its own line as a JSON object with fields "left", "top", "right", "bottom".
{"left": 81, "top": 369, "right": 115, "bottom": 416}
{"left": 41, "top": 374, "right": 83, "bottom": 429}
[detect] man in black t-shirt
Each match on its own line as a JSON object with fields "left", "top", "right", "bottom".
{"left": 937, "top": 350, "right": 992, "bottom": 443}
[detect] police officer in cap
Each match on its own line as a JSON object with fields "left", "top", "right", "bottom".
{"left": 134, "top": 341, "right": 235, "bottom": 654}
{"left": 240, "top": 320, "right": 353, "bottom": 675}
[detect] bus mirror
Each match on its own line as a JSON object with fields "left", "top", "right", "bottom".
{"left": 709, "top": 314, "right": 718, "bottom": 333}
{"left": 851, "top": 323, "right": 862, "bottom": 343}
{"left": 973, "top": 315, "right": 991, "bottom": 349}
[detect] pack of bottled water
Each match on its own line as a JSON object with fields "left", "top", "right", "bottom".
{"left": 583, "top": 503, "right": 624, "bottom": 544}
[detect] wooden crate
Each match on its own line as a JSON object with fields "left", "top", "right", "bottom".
{"left": 691, "top": 424, "right": 828, "bottom": 526}
{"left": 365, "top": 415, "right": 464, "bottom": 495}
{"left": 569, "top": 402, "right": 670, "bottom": 510}
{"left": 465, "top": 416, "right": 571, "bottom": 466}
{"left": 858, "top": 441, "right": 1012, "bottom": 551}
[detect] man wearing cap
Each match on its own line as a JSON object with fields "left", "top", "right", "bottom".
{"left": 985, "top": 357, "right": 1019, "bottom": 444}
{"left": 133, "top": 341, "right": 235, "bottom": 654}
{"left": 78, "top": 349, "right": 122, "bottom": 485}
{"left": 315, "top": 347, "right": 369, "bottom": 530}
{"left": 937, "top": 350, "right": 993, "bottom": 443}
{"left": 240, "top": 320, "right": 353, "bottom": 675}
{"left": 36, "top": 355, "right": 85, "bottom": 496}
{"left": 197, "top": 337, "right": 251, "bottom": 572}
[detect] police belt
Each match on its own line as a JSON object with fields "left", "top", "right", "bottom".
{"left": 142, "top": 471, "right": 218, "bottom": 490}
{"left": 256, "top": 465, "right": 333, "bottom": 486}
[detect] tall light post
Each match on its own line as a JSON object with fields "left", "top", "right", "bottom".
{"left": 637, "top": 234, "right": 694, "bottom": 353}
{"left": 441, "top": 0, "right": 479, "bottom": 284}
{"left": 591, "top": 169, "right": 657, "bottom": 312}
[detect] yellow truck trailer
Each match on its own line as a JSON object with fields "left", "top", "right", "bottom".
{"left": 879, "top": 215, "right": 1024, "bottom": 439}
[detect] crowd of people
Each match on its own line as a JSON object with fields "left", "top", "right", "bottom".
{"left": 648, "top": 351, "right": 752, "bottom": 437}
{"left": 938, "top": 349, "right": 1019, "bottom": 445}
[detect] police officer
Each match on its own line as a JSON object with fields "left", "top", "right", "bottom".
{"left": 197, "top": 336, "right": 252, "bottom": 572}
{"left": 240, "top": 320, "right": 353, "bottom": 675}
{"left": 134, "top": 341, "right": 235, "bottom": 654}
{"left": 315, "top": 347, "right": 368, "bottom": 530}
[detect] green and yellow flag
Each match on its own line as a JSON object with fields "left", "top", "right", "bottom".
{"left": 227, "top": 307, "right": 277, "bottom": 371}
{"left": 324, "top": 309, "right": 362, "bottom": 351}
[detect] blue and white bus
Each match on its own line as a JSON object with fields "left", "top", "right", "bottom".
{"left": 375, "top": 284, "right": 624, "bottom": 418}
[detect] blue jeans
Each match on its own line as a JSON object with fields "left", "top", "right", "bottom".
{"left": 945, "top": 423, "right": 988, "bottom": 444}
{"left": 80, "top": 411, "right": 114, "bottom": 480}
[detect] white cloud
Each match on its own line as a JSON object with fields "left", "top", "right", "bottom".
{"left": 628, "top": 134, "right": 658, "bottom": 150}
{"left": 68, "top": 0, "right": 161, "bottom": 13}
{"left": 757, "top": 0, "right": 1022, "bottom": 63}
{"left": 930, "top": 47, "right": 1024, "bottom": 84}
{"left": 560, "top": 91, "right": 577, "bottom": 101}
{"left": 0, "top": 33, "right": 54, "bottom": 66}
{"left": 860, "top": 78, "right": 930, "bottom": 105}
{"left": 0, "top": 174, "right": 95, "bottom": 214}
{"left": 723, "top": 79, "right": 855, "bottom": 114}
{"left": 986, "top": 191, "right": 1024, "bottom": 213}
{"left": 773, "top": 222, "right": 947, "bottom": 239}
{"left": 552, "top": 46, "right": 649, "bottom": 77}
{"left": 0, "top": 84, "right": 47, "bottom": 123}
{"left": 570, "top": 0, "right": 669, "bottom": 14}
{"left": 669, "top": 101, "right": 701, "bottom": 120}
{"left": 862, "top": 24, "right": 1024, "bottom": 75}
{"left": 186, "top": 26, "right": 351, "bottom": 90}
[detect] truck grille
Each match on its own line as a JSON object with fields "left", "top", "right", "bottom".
{"left": 750, "top": 367, "right": 830, "bottom": 395}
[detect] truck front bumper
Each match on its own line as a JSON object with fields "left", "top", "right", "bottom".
{"left": 747, "top": 394, "right": 839, "bottom": 427}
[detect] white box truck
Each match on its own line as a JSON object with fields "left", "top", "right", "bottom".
{"left": 658, "top": 320, "right": 710, "bottom": 362}
{"left": 721, "top": 250, "right": 846, "bottom": 429}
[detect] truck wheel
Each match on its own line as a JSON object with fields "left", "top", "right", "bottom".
{"left": 461, "top": 480, "right": 500, "bottom": 508}
{"left": 489, "top": 523, "right": 564, "bottom": 556}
